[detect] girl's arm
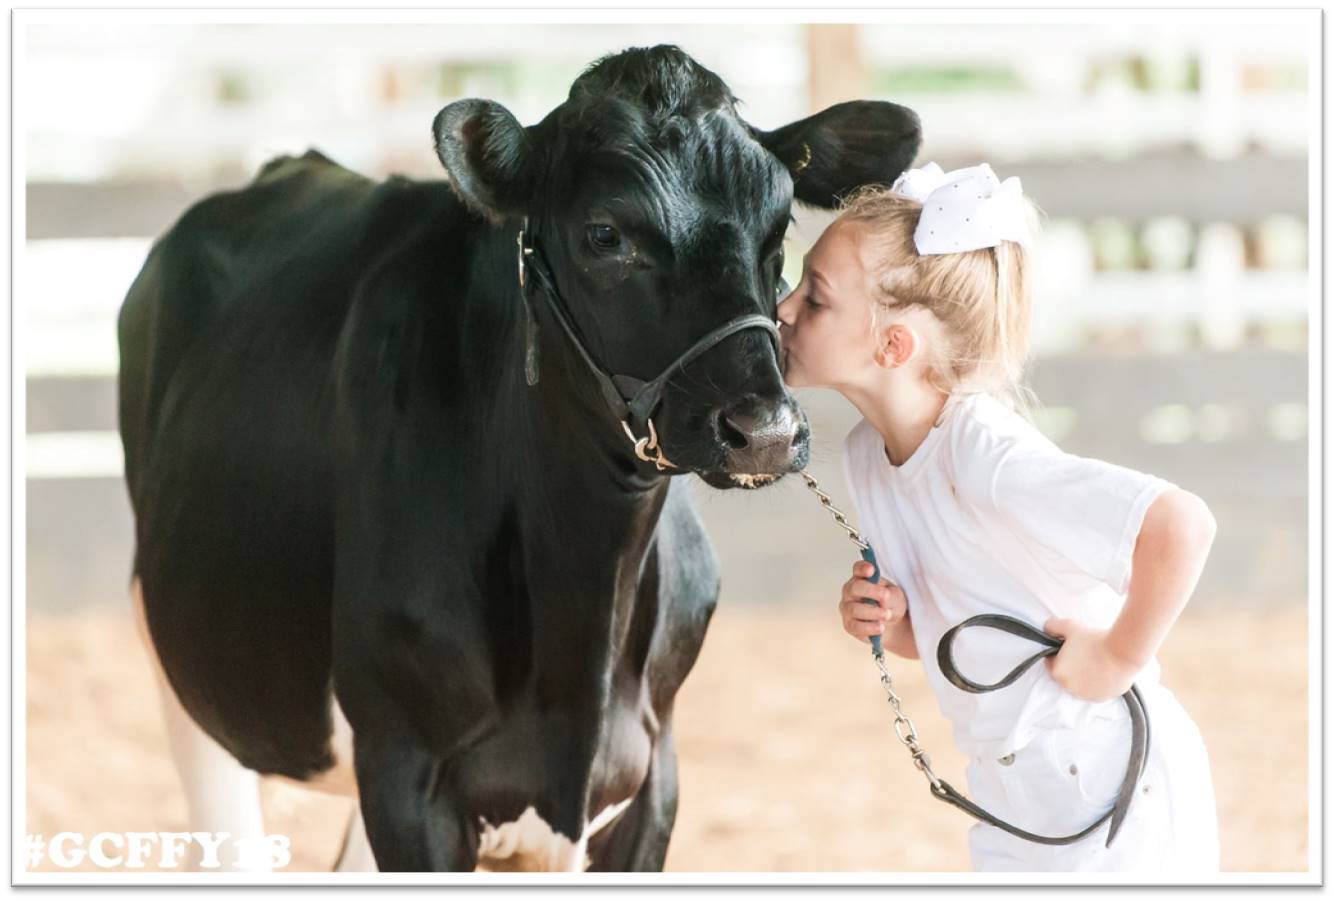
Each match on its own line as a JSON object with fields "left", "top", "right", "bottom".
{"left": 1045, "top": 488, "right": 1217, "bottom": 700}
{"left": 1106, "top": 488, "right": 1217, "bottom": 665}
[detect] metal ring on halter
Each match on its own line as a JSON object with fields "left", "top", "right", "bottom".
{"left": 621, "top": 419, "right": 678, "bottom": 471}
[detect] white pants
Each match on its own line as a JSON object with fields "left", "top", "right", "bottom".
{"left": 964, "top": 683, "right": 1220, "bottom": 873}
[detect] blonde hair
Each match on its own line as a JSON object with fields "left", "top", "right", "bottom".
{"left": 833, "top": 183, "right": 1045, "bottom": 423}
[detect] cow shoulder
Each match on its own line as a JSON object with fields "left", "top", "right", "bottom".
{"left": 331, "top": 175, "right": 483, "bottom": 430}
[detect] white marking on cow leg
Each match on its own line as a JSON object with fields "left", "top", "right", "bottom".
{"left": 475, "top": 806, "right": 581, "bottom": 872}
{"left": 132, "top": 578, "right": 272, "bottom": 872}
{"left": 577, "top": 797, "right": 635, "bottom": 870}
{"left": 334, "top": 803, "right": 378, "bottom": 872}
{"left": 570, "top": 832, "right": 591, "bottom": 874}
{"left": 587, "top": 797, "right": 635, "bottom": 838}
{"left": 473, "top": 797, "right": 636, "bottom": 872}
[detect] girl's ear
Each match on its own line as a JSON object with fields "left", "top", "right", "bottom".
{"left": 875, "top": 323, "right": 920, "bottom": 369}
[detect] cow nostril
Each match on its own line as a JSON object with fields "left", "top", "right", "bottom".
{"left": 718, "top": 412, "right": 750, "bottom": 450}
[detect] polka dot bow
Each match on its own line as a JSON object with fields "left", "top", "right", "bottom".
{"left": 890, "top": 161, "right": 1032, "bottom": 256}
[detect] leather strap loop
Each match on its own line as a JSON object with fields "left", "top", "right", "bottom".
{"left": 934, "top": 614, "right": 1152, "bottom": 848}
{"left": 522, "top": 237, "right": 634, "bottom": 424}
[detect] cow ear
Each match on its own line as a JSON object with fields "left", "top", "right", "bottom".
{"left": 433, "top": 98, "right": 534, "bottom": 226}
{"left": 749, "top": 100, "right": 922, "bottom": 209}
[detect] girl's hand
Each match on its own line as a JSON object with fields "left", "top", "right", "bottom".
{"left": 1042, "top": 617, "right": 1142, "bottom": 702}
{"left": 839, "top": 561, "right": 908, "bottom": 644}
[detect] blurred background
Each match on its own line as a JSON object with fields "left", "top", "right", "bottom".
{"left": 22, "top": 18, "right": 1312, "bottom": 874}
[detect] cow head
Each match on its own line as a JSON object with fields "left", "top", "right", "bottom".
{"left": 432, "top": 44, "right": 920, "bottom": 490}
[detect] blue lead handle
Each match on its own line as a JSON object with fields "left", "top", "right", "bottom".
{"left": 859, "top": 544, "right": 884, "bottom": 655}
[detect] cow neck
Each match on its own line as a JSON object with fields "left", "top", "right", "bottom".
{"left": 514, "top": 406, "right": 670, "bottom": 721}
{"left": 503, "top": 361, "right": 668, "bottom": 744}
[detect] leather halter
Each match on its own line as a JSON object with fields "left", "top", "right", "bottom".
{"left": 516, "top": 217, "right": 782, "bottom": 471}
{"left": 933, "top": 614, "right": 1152, "bottom": 848}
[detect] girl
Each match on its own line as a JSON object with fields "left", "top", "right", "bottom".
{"left": 774, "top": 162, "right": 1220, "bottom": 873}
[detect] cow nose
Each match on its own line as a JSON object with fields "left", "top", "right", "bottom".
{"left": 715, "top": 398, "right": 806, "bottom": 473}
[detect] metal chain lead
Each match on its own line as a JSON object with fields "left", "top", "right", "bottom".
{"left": 797, "top": 471, "right": 871, "bottom": 550}
{"left": 799, "top": 470, "right": 943, "bottom": 792}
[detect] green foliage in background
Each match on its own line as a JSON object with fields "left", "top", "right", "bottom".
{"left": 870, "top": 65, "right": 1023, "bottom": 94}
{"left": 436, "top": 60, "right": 582, "bottom": 104}
{"left": 437, "top": 62, "right": 518, "bottom": 98}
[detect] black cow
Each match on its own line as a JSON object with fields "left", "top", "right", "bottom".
{"left": 118, "top": 44, "right": 920, "bottom": 872}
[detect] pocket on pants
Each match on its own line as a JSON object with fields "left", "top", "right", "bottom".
{"left": 988, "top": 717, "right": 1134, "bottom": 838}
{"left": 1041, "top": 714, "right": 1134, "bottom": 812}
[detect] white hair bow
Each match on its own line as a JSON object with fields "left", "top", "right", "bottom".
{"left": 890, "top": 162, "right": 1032, "bottom": 256}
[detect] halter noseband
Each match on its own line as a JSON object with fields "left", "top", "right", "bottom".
{"left": 516, "top": 217, "right": 781, "bottom": 472}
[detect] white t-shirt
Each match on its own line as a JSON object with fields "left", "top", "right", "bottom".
{"left": 840, "top": 390, "right": 1178, "bottom": 760}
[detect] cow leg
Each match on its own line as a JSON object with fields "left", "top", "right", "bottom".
{"left": 131, "top": 578, "right": 271, "bottom": 872}
{"left": 585, "top": 719, "right": 680, "bottom": 872}
{"left": 351, "top": 726, "right": 477, "bottom": 871}
{"left": 333, "top": 803, "right": 379, "bottom": 872}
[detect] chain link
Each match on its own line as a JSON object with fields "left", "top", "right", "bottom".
{"left": 800, "top": 469, "right": 942, "bottom": 792}
{"left": 798, "top": 472, "right": 869, "bottom": 551}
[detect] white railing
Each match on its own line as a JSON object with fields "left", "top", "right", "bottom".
{"left": 22, "top": 21, "right": 1309, "bottom": 180}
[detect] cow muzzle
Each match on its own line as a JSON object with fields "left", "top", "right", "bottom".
{"left": 714, "top": 397, "right": 808, "bottom": 482}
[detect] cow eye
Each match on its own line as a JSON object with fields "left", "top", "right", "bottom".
{"left": 587, "top": 224, "right": 622, "bottom": 251}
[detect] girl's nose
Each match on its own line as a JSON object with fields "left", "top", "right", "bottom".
{"left": 776, "top": 292, "right": 797, "bottom": 326}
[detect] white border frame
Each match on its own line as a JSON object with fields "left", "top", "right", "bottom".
{"left": 7, "top": 4, "right": 1323, "bottom": 890}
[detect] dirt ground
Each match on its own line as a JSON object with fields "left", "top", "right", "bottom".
{"left": 23, "top": 602, "right": 1309, "bottom": 875}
